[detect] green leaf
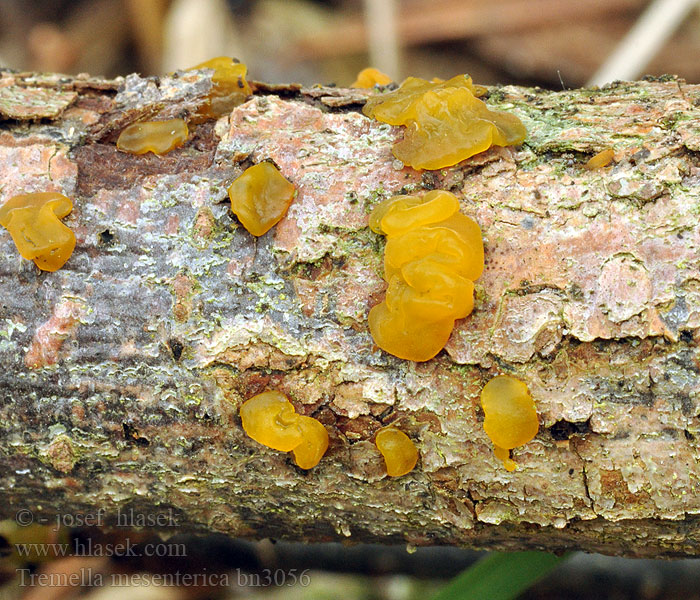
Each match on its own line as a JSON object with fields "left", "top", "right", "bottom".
{"left": 432, "top": 551, "right": 571, "bottom": 600}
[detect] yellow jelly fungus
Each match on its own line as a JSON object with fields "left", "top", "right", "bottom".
{"left": 0, "top": 192, "right": 76, "bottom": 272}
{"left": 239, "top": 390, "right": 329, "bottom": 469}
{"left": 363, "top": 75, "right": 486, "bottom": 125}
{"left": 585, "top": 148, "right": 615, "bottom": 170}
{"left": 189, "top": 56, "right": 252, "bottom": 119}
{"left": 368, "top": 190, "right": 483, "bottom": 361}
{"left": 116, "top": 119, "right": 189, "bottom": 155}
{"left": 480, "top": 375, "right": 539, "bottom": 472}
{"left": 351, "top": 67, "right": 393, "bottom": 88}
{"left": 375, "top": 427, "right": 418, "bottom": 477}
{"left": 362, "top": 74, "right": 525, "bottom": 170}
{"left": 227, "top": 162, "right": 296, "bottom": 236}
{"left": 292, "top": 416, "right": 330, "bottom": 470}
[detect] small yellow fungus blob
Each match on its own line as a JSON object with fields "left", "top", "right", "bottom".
{"left": 116, "top": 119, "right": 189, "bottom": 155}
{"left": 362, "top": 74, "right": 525, "bottom": 170}
{"left": 585, "top": 148, "right": 615, "bottom": 170}
{"left": 227, "top": 162, "right": 296, "bottom": 236}
{"left": 480, "top": 375, "right": 539, "bottom": 472}
{"left": 375, "top": 427, "right": 418, "bottom": 477}
{"left": 351, "top": 67, "right": 392, "bottom": 88}
{"left": 189, "top": 56, "right": 252, "bottom": 119}
{"left": 368, "top": 190, "right": 483, "bottom": 361}
{"left": 293, "top": 416, "right": 330, "bottom": 469}
{"left": 239, "top": 390, "right": 329, "bottom": 469}
{"left": 0, "top": 192, "right": 76, "bottom": 271}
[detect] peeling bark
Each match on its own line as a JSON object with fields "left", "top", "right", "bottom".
{"left": 1, "top": 68, "right": 700, "bottom": 557}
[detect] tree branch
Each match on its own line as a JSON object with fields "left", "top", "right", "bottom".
{"left": 1, "top": 69, "right": 700, "bottom": 557}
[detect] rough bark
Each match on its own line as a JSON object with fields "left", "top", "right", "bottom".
{"left": 1, "top": 68, "right": 700, "bottom": 558}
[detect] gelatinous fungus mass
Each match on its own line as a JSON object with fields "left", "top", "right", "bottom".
{"left": 351, "top": 67, "right": 392, "bottom": 88}
{"left": 239, "top": 390, "right": 329, "bottom": 469}
{"left": 480, "top": 375, "right": 539, "bottom": 471}
{"left": 375, "top": 427, "right": 419, "bottom": 477}
{"left": 189, "top": 56, "right": 252, "bottom": 119}
{"left": 116, "top": 119, "right": 189, "bottom": 155}
{"left": 227, "top": 162, "right": 296, "bottom": 236}
{"left": 0, "top": 192, "right": 76, "bottom": 271}
{"left": 362, "top": 74, "right": 526, "bottom": 170}
{"left": 585, "top": 148, "right": 615, "bottom": 170}
{"left": 368, "top": 190, "right": 484, "bottom": 361}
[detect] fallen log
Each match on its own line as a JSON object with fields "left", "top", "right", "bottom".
{"left": 1, "top": 68, "right": 700, "bottom": 558}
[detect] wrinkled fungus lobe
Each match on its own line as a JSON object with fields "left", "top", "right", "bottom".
{"left": 117, "top": 119, "right": 189, "bottom": 155}
{"left": 480, "top": 375, "right": 539, "bottom": 471}
{"left": 375, "top": 427, "right": 418, "bottom": 477}
{"left": 362, "top": 74, "right": 525, "bottom": 170}
{"left": 369, "top": 190, "right": 483, "bottom": 361}
{"left": 0, "top": 192, "right": 76, "bottom": 271}
{"left": 239, "top": 390, "right": 329, "bottom": 469}
{"left": 228, "top": 162, "right": 296, "bottom": 236}
{"left": 189, "top": 56, "right": 252, "bottom": 119}
{"left": 351, "top": 67, "right": 392, "bottom": 88}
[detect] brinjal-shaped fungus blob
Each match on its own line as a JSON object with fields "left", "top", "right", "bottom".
{"left": 480, "top": 375, "right": 539, "bottom": 471}
{"left": 375, "top": 427, "right": 418, "bottom": 477}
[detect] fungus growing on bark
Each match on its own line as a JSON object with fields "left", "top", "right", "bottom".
{"left": 189, "top": 56, "right": 252, "bottom": 119}
{"left": 0, "top": 192, "right": 76, "bottom": 271}
{"left": 368, "top": 190, "right": 483, "bottom": 361}
{"left": 585, "top": 148, "right": 615, "bottom": 170}
{"left": 375, "top": 427, "right": 419, "bottom": 477}
{"left": 116, "top": 119, "right": 189, "bottom": 155}
{"left": 227, "top": 162, "right": 296, "bottom": 236}
{"left": 481, "top": 375, "right": 539, "bottom": 471}
{"left": 363, "top": 74, "right": 525, "bottom": 170}
{"left": 239, "top": 390, "right": 329, "bottom": 469}
{"left": 351, "top": 67, "right": 392, "bottom": 88}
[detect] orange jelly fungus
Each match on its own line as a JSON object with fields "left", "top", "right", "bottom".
{"left": 227, "top": 162, "right": 296, "bottom": 236}
{"left": 351, "top": 67, "right": 392, "bottom": 88}
{"left": 116, "top": 119, "right": 189, "bottom": 155}
{"left": 239, "top": 390, "right": 329, "bottom": 469}
{"left": 362, "top": 74, "right": 525, "bottom": 170}
{"left": 189, "top": 56, "right": 252, "bottom": 119}
{"left": 480, "top": 375, "right": 539, "bottom": 472}
{"left": 0, "top": 192, "right": 76, "bottom": 272}
{"left": 375, "top": 427, "right": 418, "bottom": 477}
{"left": 585, "top": 148, "right": 615, "bottom": 170}
{"left": 368, "top": 190, "right": 484, "bottom": 362}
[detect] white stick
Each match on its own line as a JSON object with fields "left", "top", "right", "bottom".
{"left": 363, "top": 0, "right": 400, "bottom": 79}
{"left": 587, "top": 0, "right": 698, "bottom": 86}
